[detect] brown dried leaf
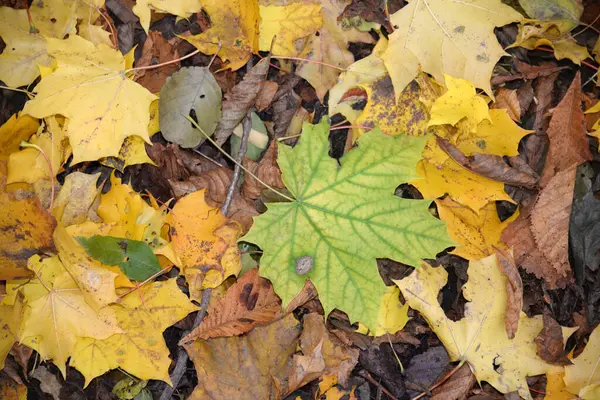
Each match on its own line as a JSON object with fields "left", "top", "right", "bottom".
{"left": 534, "top": 71, "right": 560, "bottom": 135}
{"left": 437, "top": 137, "right": 539, "bottom": 188}
{"left": 535, "top": 314, "right": 572, "bottom": 366}
{"left": 214, "top": 57, "right": 271, "bottom": 146}
{"left": 134, "top": 32, "right": 180, "bottom": 93}
{"left": 272, "top": 76, "right": 302, "bottom": 139}
{"left": 255, "top": 81, "right": 278, "bottom": 112}
{"left": 431, "top": 363, "right": 476, "bottom": 400}
{"left": 285, "top": 279, "right": 318, "bottom": 314}
{"left": 490, "top": 61, "right": 567, "bottom": 86}
{"left": 495, "top": 247, "right": 522, "bottom": 339}
{"left": 242, "top": 141, "right": 285, "bottom": 199}
{"left": 180, "top": 269, "right": 281, "bottom": 343}
{"left": 289, "top": 313, "right": 359, "bottom": 390}
{"left": 539, "top": 73, "right": 591, "bottom": 187}
{"left": 492, "top": 88, "right": 521, "bottom": 121}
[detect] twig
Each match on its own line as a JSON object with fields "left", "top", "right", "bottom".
{"left": 222, "top": 112, "right": 252, "bottom": 214}
{"left": 411, "top": 362, "right": 464, "bottom": 400}
{"left": 159, "top": 288, "right": 212, "bottom": 400}
{"left": 359, "top": 370, "right": 399, "bottom": 400}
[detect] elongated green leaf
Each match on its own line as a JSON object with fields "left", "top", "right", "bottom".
{"left": 243, "top": 119, "right": 454, "bottom": 330}
{"left": 76, "top": 235, "right": 161, "bottom": 281}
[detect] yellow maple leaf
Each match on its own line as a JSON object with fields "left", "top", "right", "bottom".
{"left": 0, "top": 294, "right": 23, "bottom": 369}
{"left": 428, "top": 75, "right": 490, "bottom": 133}
{"left": 170, "top": 189, "right": 242, "bottom": 301}
{"left": 259, "top": 3, "right": 323, "bottom": 55}
{"left": 7, "top": 117, "right": 69, "bottom": 184}
{"left": 394, "top": 255, "right": 576, "bottom": 400}
{"left": 436, "top": 197, "right": 518, "bottom": 260}
{"left": 382, "top": 0, "right": 522, "bottom": 99}
{"left": 412, "top": 148, "right": 513, "bottom": 212}
{"left": 356, "top": 286, "right": 409, "bottom": 336}
{"left": 52, "top": 172, "right": 101, "bottom": 226}
{"left": 295, "top": 0, "right": 374, "bottom": 101}
{"left": 70, "top": 278, "right": 198, "bottom": 386}
{"left": 585, "top": 99, "right": 600, "bottom": 139}
{"left": 19, "top": 255, "right": 122, "bottom": 377}
{"left": 510, "top": 20, "right": 591, "bottom": 65}
{"left": 23, "top": 35, "right": 157, "bottom": 163}
{"left": 133, "top": 0, "right": 202, "bottom": 33}
{"left": 184, "top": 0, "right": 259, "bottom": 71}
{"left": 0, "top": 114, "right": 39, "bottom": 159}
{"left": 564, "top": 324, "right": 600, "bottom": 397}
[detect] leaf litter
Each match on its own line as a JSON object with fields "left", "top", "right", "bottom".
{"left": 0, "top": 0, "right": 600, "bottom": 398}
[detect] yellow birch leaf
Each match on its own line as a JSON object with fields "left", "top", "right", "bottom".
{"left": 295, "top": 0, "right": 373, "bottom": 101}
{"left": 7, "top": 117, "right": 68, "bottom": 184}
{"left": 428, "top": 75, "right": 490, "bottom": 133}
{"left": 19, "top": 255, "right": 122, "bottom": 377}
{"left": 436, "top": 197, "right": 518, "bottom": 260}
{"left": 382, "top": 0, "right": 522, "bottom": 99}
{"left": 412, "top": 155, "right": 513, "bottom": 212}
{"left": 53, "top": 224, "right": 119, "bottom": 308}
{"left": 510, "top": 20, "right": 591, "bottom": 65}
{"left": 23, "top": 35, "right": 157, "bottom": 163}
{"left": 394, "top": 255, "right": 576, "bottom": 400}
{"left": 0, "top": 114, "right": 39, "bottom": 159}
{"left": 184, "top": 0, "right": 259, "bottom": 71}
{"left": 70, "top": 279, "right": 198, "bottom": 387}
{"left": 564, "top": 324, "right": 600, "bottom": 396}
{"left": 133, "top": 0, "right": 202, "bottom": 33}
{"left": 259, "top": 3, "right": 323, "bottom": 55}
{"left": 170, "top": 189, "right": 242, "bottom": 301}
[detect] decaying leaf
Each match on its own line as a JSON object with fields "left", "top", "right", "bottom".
{"left": 181, "top": 268, "right": 281, "bottom": 343}
{"left": 242, "top": 141, "right": 285, "bottom": 199}
{"left": 394, "top": 255, "right": 576, "bottom": 399}
{"left": 492, "top": 88, "right": 521, "bottom": 121}
{"left": 134, "top": 31, "right": 180, "bottom": 93}
{"left": 51, "top": 172, "right": 101, "bottom": 226}
{"left": 70, "top": 279, "right": 198, "bottom": 386}
{"left": 0, "top": 293, "right": 23, "bottom": 369}
{"left": 159, "top": 67, "right": 222, "bottom": 148}
{"left": 535, "top": 314, "right": 572, "bottom": 366}
{"left": 170, "top": 189, "right": 242, "bottom": 301}
{"left": 244, "top": 119, "right": 453, "bottom": 331}
{"left": 495, "top": 247, "right": 522, "bottom": 339}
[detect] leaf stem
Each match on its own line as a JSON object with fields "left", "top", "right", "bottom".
{"left": 125, "top": 49, "right": 201, "bottom": 74}
{"left": 19, "top": 141, "right": 55, "bottom": 210}
{"left": 185, "top": 115, "right": 296, "bottom": 202}
{"left": 116, "top": 264, "right": 172, "bottom": 300}
{"left": 0, "top": 85, "right": 35, "bottom": 96}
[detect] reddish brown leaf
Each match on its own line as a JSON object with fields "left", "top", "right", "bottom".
{"left": 431, "top": 363, "right": 476, "bottom": 400}
{"left": 255, "top": 81, "right": 278, "bottom": 112}
{"left": 134, "top": 32, "right": 180, "bottom": 93}
{"left": 535, "top": 314, "right": 572, "bottom": 365}
{"left": 492, "top": 88, "right": 521, "bottom": 121}
{"left": 180, "top": 269, "right": 281, "bottom": 343}
{"left": 533, "top": 71, "right": 559, "bottom": 135}
{"left": 214, "top": 57, "right": 271, "bottom": 146}
{"left": 495, "top": 247, "right": 523, "bottom": 339}
{"left": 242, "top": 141, "right": 285, "bottom": 199}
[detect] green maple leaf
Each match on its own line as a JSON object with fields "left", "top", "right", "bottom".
{"left": 243, "top": 119, "right": 454, "bottom": 330}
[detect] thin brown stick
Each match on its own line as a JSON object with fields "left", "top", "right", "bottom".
{"left": 411, "top": 362, "right": 465, "bottom": 400}
{"left": 359, "top": 370, "right": 399, "bottom": 400}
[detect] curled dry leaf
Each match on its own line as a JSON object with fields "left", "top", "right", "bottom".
{"left": 170, "top": 167, "right": 259, "bottom": 233}
{"left": 134, "top": 32, "right": 180, "bottom": 93}
{"left": 255, "top": 80, "right": 279, "bottom": 112}
{"left": 535, "top": 314, "right": 572, "bottom": 366}
{"left": 492, "top": 88, "right": 521, "bottom": 121}
{"left": 272, "top": 75, "right": 302, "bottom": 140}
{"left": 242, "top": 141, "right": 285, "bottom": 199}
{"left": 495, "top": 247, "right": 522, "bottom": 339}
{"left": 180, "top": 268, "right": 282, "bottom": 344}
{"left": 214, "top": 57, "right": 271, "bottom": 146}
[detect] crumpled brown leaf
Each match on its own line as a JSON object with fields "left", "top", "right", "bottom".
{"left": 272, "top": 76, "right": 302, "bottom": 140}
{"left": 492, "top": 88, "right": 521, "bottom": 121}
{"left": 502, "top": 73, "right": 591, "bottom": 288}
{"left": 214, "top": 57, "right": 271, "bottom": 146}
{"left": 180, "top": 268, "right": 281, "bottom": 343}
{"left": 495, "top": 247, "right": 523, "bottom": 339}
{"left": 169, "top": 167, "right": 258, "bottom": 232}
{"left": 242, "top": 141, "right": 285, "bottom": 199}
{"left": 535, "top": 314, "right": 572, "bottom": 366}
{"left": 134, "top": 32, "right": 180, "bottom": 93}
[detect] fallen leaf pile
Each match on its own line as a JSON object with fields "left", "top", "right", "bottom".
{"left": 1, "top": 0, "right": 600, "bottom": 398}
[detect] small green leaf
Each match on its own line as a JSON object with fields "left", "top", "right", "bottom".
{"left": 242, "top": 119, "right": 455, "bottom": 331}
{"left": 76, "top": 235, "right": 161, "bottom": 281}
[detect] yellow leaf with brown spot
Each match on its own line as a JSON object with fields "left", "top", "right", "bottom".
{"left": 171, "top": 189, "right": 242, "bottom": 301}
{"left": 23, "top": 35, "right": 157, "bottom": 163}
{"left": 436, "top": 197, "right": 518, "bottom": 260}
{"left": 70, "top": 279, "right": 198, "bottom": 387}
{"left": 184, "top": 0, "right": 259, "bottom": 71}
{"left": 0, "top": 293, "right": 23, "bottom": 369}
{"left": 259, "top": 3, "right": 322, "bottom": 55}
{"left": 19, "top": 255, "right": 122, "bottom": 377}
{"left": 52, "top": 172, "right": 101, "bottom": 226}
